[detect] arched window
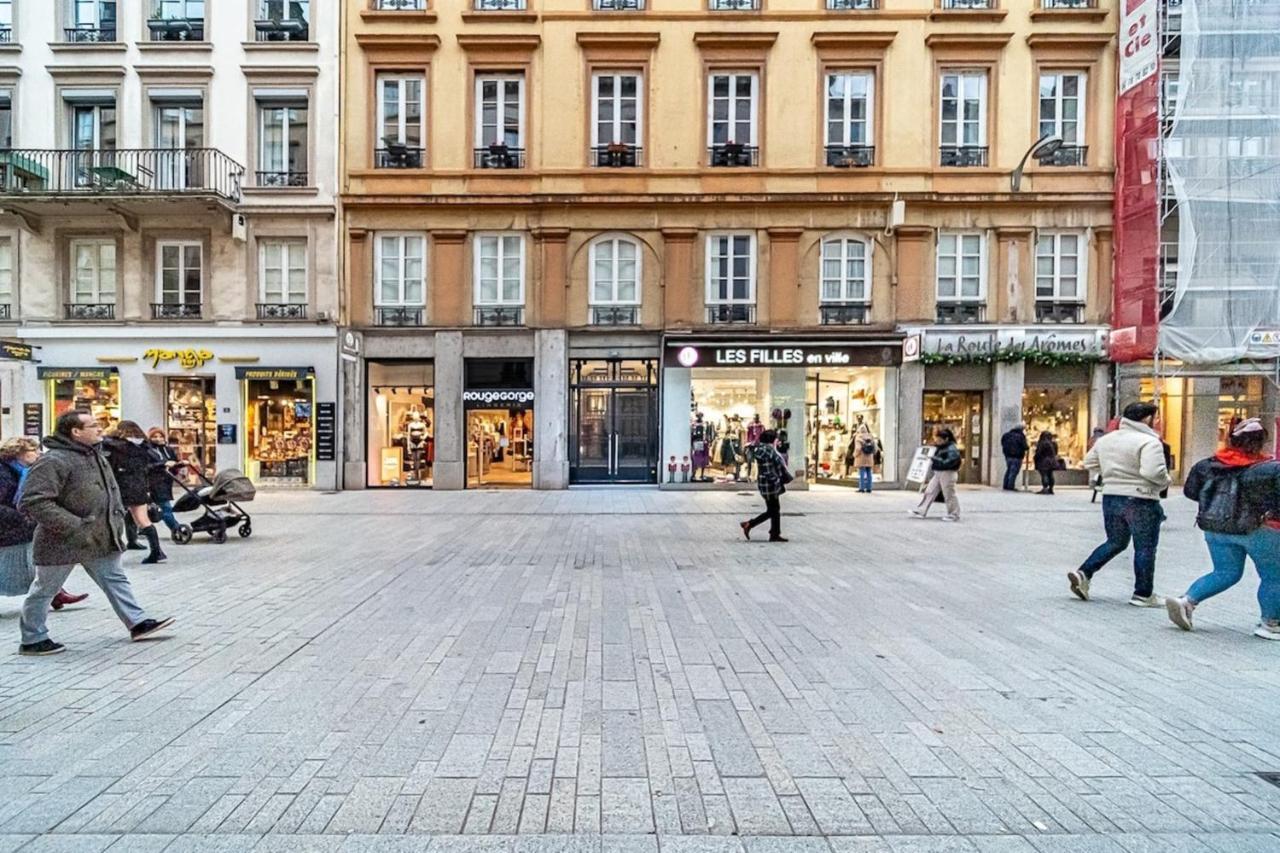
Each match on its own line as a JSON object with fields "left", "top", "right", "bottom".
{"left": 820, "top": 236, "right": 870, "bottom": 303}
{"left": 590, "top": 237, "right": 641, "bottom": 304}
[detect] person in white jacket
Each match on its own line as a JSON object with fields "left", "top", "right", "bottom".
{"left": 1067, "top": 402, "right": 1172, "bottom": 607}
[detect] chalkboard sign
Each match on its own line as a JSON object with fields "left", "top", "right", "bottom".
{"left": 217, "top": 424, "right": 237, "bottom": 445}
{"left": 315, "top": 402, "right": 336, "bottom": 462}
{"left": 23, "top": 404, "right": 43, "bottom": 437}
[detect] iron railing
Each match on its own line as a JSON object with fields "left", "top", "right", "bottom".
{"left": 820, "top": 303, "right": 869, "bottom": 325}
{"left": 0, "top": 303, "right": 11, "bottom": 320}
{"left": 65, "top": 302, "right": 117, "bottom": 321}
{"left": 1043, "top": 0, "right": 1095, "bottom": 7}
{"left": 595, "top": 0, "right": 645, "bottom": 8}
{"left": 151, "top": 302, "right": 202, "bottom": 320}
{"left": 474, "top": 0, "right": 526, "bottom": 8}
{"left": 474, "top": 146, "right": 525, "bottom": 169}
{"left": 376, "top": 146, "right": 425, "bottom": 169}
{"left": 936, "top": 301, "right": 985, "bottom": 324}
{"left": 940, "top": 145, "right": 989, "bottom": 167}
{"left": 940, "top": 0, "right": 993, "bottom": 8}
{"left": 257, "top": 302, "right": 308, "bottom": 320}
{"left": 826, "top": 145, "right": 875, "bottom": 168}
{"left": 591, "top": 145, "right": 642, "bottom": 168}
{"left": 376, "top": 306, "right": 424, "bottom": 326}
{"left": 709, "top": 0, "right": 760, "bottom": 8}
{"left": 376, "top": 0, "right": 426, "bottom": 7}
{"left": 828, "top": 0, "right": 877, "bottom": 8}
{"left": 253, "top": 17, "right": 309, "bottom": 41}
{"left": 707, "top": 304, "right": 756, "bottom": 324}
{"left": 0, "top": 149, "right": 244, "bottom": 201}
{"left": 475, "top": 306, "right": 525, "bottom": 326}
{"left": 0, "top": 27, "right": 12, "bottom": 43}
{"left": 1037, "top": 145, "right": 1088, "bottom": 167}
{"left": 709, "top": 144, "right": 759, "bottom": 167}
{"left": 1035, "top": 302, "right": 1084, "bottom": 323}
{"left": 591, "top": 306, "right": 639, "bottom": 325}
{"left": 255, "top": 170, "right": 308, "bottom": 188}
{"left": 63, "top": 26, "right": 117, "bottom": 42}
{"left": 147, "top": 17, "right": 204, "bottom": 40}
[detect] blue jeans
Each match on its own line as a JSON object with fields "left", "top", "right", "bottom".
{"left": 1079, "top": 496, "right": 1162, "bottom": 598}
{"left": 1187, "top": 528, "right": 1280, "bottom": 621}
{"left": 21, "top": 553, "right": 148, "bottom": 645}
{"left": 156, "top": 499, "right": 179, "bottom": 532}
{"left": 1003, "top": 457, "right": 1022, "bottom": 491}
{"left": 858, "top": 467, "right": 873, "bottom": 492}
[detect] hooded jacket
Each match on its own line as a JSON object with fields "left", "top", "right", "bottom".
{"left": 20, "top": 434, "right": 126, "bottom": 565}
{"left": 1083, "top": 418, "right": 1171, "bottom": 500}
{"left": 0, "top": 461, "right": 36, "bottom": 547}
{"left": 1001, "top": 428, "right": 1029, "bottom": 460}
{"left": 1183, "top": 448, "right": 1280, "bottom": 533}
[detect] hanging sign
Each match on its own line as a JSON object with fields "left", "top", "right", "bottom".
{"left": 144, "top": 348, "right": 214, "bottom": 369}
{"left": 234, "top": 367, "right": 314, "bottom": 381}
{"left": 0, "top": 340, "right": 34, "bottom": 361}
{"left": 23, "top": 403, "right": 43, "bottom": 437}
{"left": 315, "top": 402, "right": 336, "bottom": 461}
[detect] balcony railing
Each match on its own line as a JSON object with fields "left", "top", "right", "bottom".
{"left": 63, "top": 26, "right": 117, "bottom": 42}
{"left": 1037, "top": 145, "right": 1088, "bottom": 167}
{"left": 0, "top": 303, "right": 11, "bottom": 320}
{"left": 257, "top": 302, "right": 308, "bottom": 320}
{"left": 591, "top": 144, "right": 642, "bottom": 168}
{"left": 474, "top": 0, "right": 526, "bottom": 9}
{"left": 151, "top": 302, "right": 202, "bottom": 320}
{"left": 591, "top": 305, "right": 639, "bottom": 325}
{"left": 595, "top": 0, "right": 645, "bottom": 8}
{"left": 709, "top": 0, "right": 760, "bottom": 8}
{"left": 255, "top": 170, "right": 308, "bottom": 188}
{"left": 376, "top": 146, "right": 425, "bottom": 169}
{"left": 1042, "top": 0, "right": 1094, "bottom": 7}
{"left": 709, "top": 144, "right": 759, "bottom": 167}
{"left": 0, "top": 149, "right": 244, "bottom": 202}
{"left": 936, "top": 301, "right": 985, "bottom": 324}
{"left": 828, "top": 0, "right": 877, "bottom": 8}
{"left": 826, "top": 145, "right": 875, "bottom": 168}
{"left": 0, "top": 26, "right": 12, "bottom": 43}
{"left": 940, "top": 145, "right": 989, "bottom": 167}
{"left": 939, "top": 0, "right": 993, "bottom": 8}
{"left": 65, "top": 302, "right": 117, "bottom": 321}
{"left": 820, "top": 303, "right": 869, "bottom": 325}
{"left": 376, "top": 0, "right": 426, "bottom": 8}
{"left": 707, "top": 304, "right": 756, "bottom": 324}
{"left": 254, "top": 17, "right": 309, "bottom": 41}
{"left": 474, "top": 146, "right": 525, "bottom": 169}
{"left": 475, "top": 306, "right": 525, "bottom": 326}
{"left": 148, "top": 17, "right": 205, "bottom": 41}
{"left": 376, "top": 306, "right": 424, "bottom": 326}
{"left": 1035, "top": 301, "right": 1084, "bottom": 324}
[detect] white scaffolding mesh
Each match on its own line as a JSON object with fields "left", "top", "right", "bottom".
{"left": 1159, "top": 0, "right": 1280, "bottom": 364}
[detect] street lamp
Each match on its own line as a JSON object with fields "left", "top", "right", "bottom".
{"left": 1010, "top": 133, "right": 1063, "bottom": 192}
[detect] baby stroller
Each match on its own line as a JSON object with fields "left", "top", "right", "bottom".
{"left": 168, "top": 466, "right": 256, "bottom": 544}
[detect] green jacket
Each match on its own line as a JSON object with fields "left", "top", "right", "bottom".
{"left": 20, "top": 434, "right": 126, "bottom": 565}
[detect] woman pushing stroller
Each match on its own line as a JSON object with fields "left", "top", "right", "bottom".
{"left": 103, "top": 421, "right": 167, "bottom": 565}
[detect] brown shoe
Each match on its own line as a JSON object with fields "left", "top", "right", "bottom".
{"left": 740, "top": 521, "right": 751, "bottom": 541}
{"left": 51, "top": 589, "right": 89, "bottom": 611}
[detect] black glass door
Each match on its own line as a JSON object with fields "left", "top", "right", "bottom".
{"left": 570, "top": 360, "right": 657, "bottom": 484}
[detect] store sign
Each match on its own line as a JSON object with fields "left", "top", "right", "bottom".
{"left": 668, "top": 343, "right": 897, "bottom": 368}
{"left": 340, "top": 330, "right": 363, "bottom": 363}
{"left": 234, "top": 367, "right": 314, "bottom": 381}
{"left": 921, "top": 329, "right": 1107, "bottom": 358}
{"left": 144, "top": 347, "right": 214, "bottom": 370}
{"left": 1120, "top": 0, "right": 1158, "bottom": 94}
{"left": 37, "top": 367, "right": 117, "bottom": 381}
{"left": 905, "top": 446, "right": 936, "bottom": 485}
{"left": 0, "top": 340, "right": 34, "bottom": 361}
{"left": 462, "top": 389, "right": 535, "bottom": 408}
{"left": 315, "top": 402, "right": 336, "bottom": 462}
{"left": 23, "top": 403, "right": 43, "bottom": 437}
{"left": 217, "top": 424, "right": 237, "bottom": 445}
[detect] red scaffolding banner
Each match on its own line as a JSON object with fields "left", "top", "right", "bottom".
{"left": 1111, "top": 0, "right": 1161, "bottom": 363}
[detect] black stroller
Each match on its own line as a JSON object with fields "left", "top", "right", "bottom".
{"left": 168, "top": 466, "right": 256, "bottom": 544}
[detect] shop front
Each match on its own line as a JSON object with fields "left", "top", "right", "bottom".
{"left": 569, "top": 359, "right": 658, "bottom": 484}
{"left": 661, "top": 335, "right": 902, "bottom": 489}
{"left": 366, "top": 360, "right": 435, "bottom": 488}
{"left": 464, "top": 358, "right": 535, "bottom": 489}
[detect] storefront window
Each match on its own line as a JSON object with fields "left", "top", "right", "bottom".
{"left": 48, "top": 373, "right": 120, "bottom": 432}
{"left": 1218, "top": 376, "right": 1264, "bottom": 446}
{"left": 167, "top": 377, "right": 216, "bottom": 473}
{"left": 689, "top": 368, "right": 770, "bottom": 482}
{"left": 1140, "top": 376, "right": 1185, "bottom": 476}
{"left": 806, "top": 367, "right": 892, "bottom": 484}
{"left": 1022, "top": 387, "right": 1090, "bottom": 469}
{"left": 922, "top": 390, "right": 984, "bottom": 484}
{"left": 465, "top": 359, "right": 534, "bottom": 488}
{"left": 367, "top": 361, "right": 434, "bottom": 487}
{"left": 243, "top": 376, "right": 314, "bottom": 486}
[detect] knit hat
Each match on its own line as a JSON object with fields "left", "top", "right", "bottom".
{"left": 1233, "top": 417, "right": 1264, "bottom": 436}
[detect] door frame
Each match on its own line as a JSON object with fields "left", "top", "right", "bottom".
{"left": 568, "top": 358, "right": 658, "bottom": 485}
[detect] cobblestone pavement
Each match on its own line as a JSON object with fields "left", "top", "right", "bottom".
{"left": 1, "top": 486, "right": 1279, "bottom": 853}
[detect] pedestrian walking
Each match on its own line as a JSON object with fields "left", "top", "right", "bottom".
{"left": 1034, "top": 431, "right": 1059, "bottom": 495}
{"left": 146, "top": 428, "right": 182, "bottom": 537}
{"left": 740, "top": 429, "right": 792, "bottom": 542}
{"left": 851, "top": 422, "right": 878, "bottom": 493}
{"left": 1067, "top": 402, "right": 1171, "bottom": 607}
{"left": 103, "top": 421, "right": 167, "bottom": 565}
{"left": 1165, "top": 418, "right": 1280, "bottom": 640}
{"left": 909, "top": 428, "right": 962, "bottom": 522}
{"left": 1001, "top": 424, "right": 1029, "bottom": 491}
{"left": 17, "top": 411, "right": 174, "bottom": 656}
{"left": 0, "top": 438, "right": 88, "bottom": 610}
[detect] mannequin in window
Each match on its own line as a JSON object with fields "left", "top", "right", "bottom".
{"left": 691, "top": 412, "right": 711, "bottom": 481}
{"left": 721, "top": 416, "right": 744, "bottom": 480}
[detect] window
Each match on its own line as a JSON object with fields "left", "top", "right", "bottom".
{"left": 255, "top": 0, "right": 309, "bottom": 41}
{"left": 1038, "top": 72, "right": 1086, "bottom": 165}
{"left": 475, "top": 74, "right": 524, "bottom": 166}
{"left": 936, "top": 232, "right": 985, "bottom": 301}
{"left": 375, "top": 233, "right": 426, "bottom": 306}
{"left": 0, "top": 90, "right": 12, "bottom": 148}
{"left": 70, "top": 239, "right": 117, "bottom": 304}
{"left": 377, "top": 75, "right": 425, "bottom": 167}
{"left": 259, "top": 240, "right": 307, "bottom": 304}
{"left": 939, "top": 71, "right": 987, "bottom": 165}
{"left": 157, "top": 242, "right": 202, "bottom": 306}
{"left": 825, "top": 72, "right": 874, "bottom": 166}
{"left": 1036, "top": 232, "right": 1084, "bottom": 302}
{"left": 820, "top": 237, "right": 870, "bottom": 303}
{"left": 590, "top": 238, "right": 640, "bottom": 305}
{"left": 153, "top": 97, "right": 204, "bottom": 189}
{"left": 474, "top": 234, "right": 524, "bottom": 305}
{"left": 149, "top": 0, "right": 205, "bottom": 41}
{"left": 706, "top": 234, "right": 755, "bottom": 304}
{"left": 71, "top": 102, "right": 116, "bottom": 151}
{"left": 591, "top": 73, "right": 642, "bottom": 165}
{"left": 0, "top": 238, "right": 12, "bottom": 308}
{"left": 0, "top": 1, "right": 12, "bottom": 42}
{"left": 67, "top": 1, "right": 116, "bottom": 41}
{"left": 707, "top": 73, "right": 758, "bottom": 157}
{"left": 257, "top": 97, "right": 309, "bottom": 186}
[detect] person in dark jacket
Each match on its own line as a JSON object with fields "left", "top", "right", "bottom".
{"left": 103, "top": 420, "right": 167, "bottom": 565}
{"left": 1034, "top": 431, "right": 1059, "bottom": 495}
{"left": 1001, "top": 425, "right": 1029, "bottom": 491}
{"left": 910, "top": 428, "right": 962, "bottom": 521}
{"left": 740, "top": 429, "right": 792, "bottom": 542}
{"left": 146, "top": 428, "right": 182, "bottom": 535}
{"left": 0, "top": 438, "right": 87, "bottom": 610}
{"left": 1165, "top": 418, "right": 1280, "bottom": 640}
{"left": 17, "top": 411, "right": 174, "bottom": 656}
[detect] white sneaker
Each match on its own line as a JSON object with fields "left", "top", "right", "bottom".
{"left": 908, "top": 509, "right": 926, "bottom": 519}
{"left": 1129, "top": 594, "right": 1165, "bottom": 608}
{"left": 941, "top": 515, "right": 959, "bottom": 523}
{"left": 1254, "top": 620, "right": 1280, "bottom": 640}
{"left": 1166, "top": 596, "right": 1194, "bottom": 630}
{"left": 1067, "top": 570, "right": 1090, "bottom": 601}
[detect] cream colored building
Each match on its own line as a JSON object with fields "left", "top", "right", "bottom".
{"left": 341, "top": 0, "right": 1117, "bottom": 490}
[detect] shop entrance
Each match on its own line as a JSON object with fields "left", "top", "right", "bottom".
{"left": 570, "top": 360, "right": 658, "bottom": 484}
{"left": 241, "top": 370, "right": 315, "bottom": 487}
{"left": 166, "top": 377, "right": 216, "bottom": 473}
{"left": 366, "top": 361, "right": 434, "bottom": 488}
{"left": 467, "top": 408, "right": 533, "bottom": 487}
{"left": 922, "top": 390, "right": 984, "bottom": 484}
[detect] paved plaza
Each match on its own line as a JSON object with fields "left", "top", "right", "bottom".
{"left": 1, "top": 487, "right": 1279, "bottom": 853}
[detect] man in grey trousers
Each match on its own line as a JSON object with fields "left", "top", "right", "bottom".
{"left": 17, "top": 411, "right": 173, "bottom": 656}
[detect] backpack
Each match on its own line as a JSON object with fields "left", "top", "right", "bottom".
{"left": 1195, "top": 466, "right": 1258, "bottom": 534}
{"left": 861, "top": 438, "right": 877, "bottom": 456}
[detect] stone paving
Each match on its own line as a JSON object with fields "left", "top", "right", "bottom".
{"left": 1, "top": 486, "right": 1279, "bottom": 853}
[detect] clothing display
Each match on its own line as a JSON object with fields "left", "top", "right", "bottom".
{"left": 807, "top": 370, "right": 886, "bottom": 485}
{"left": 690, "top": 415, "right": 712, "bottom": 474}
{"left": 467, "top": 408, "right": 533, "bottom": 487}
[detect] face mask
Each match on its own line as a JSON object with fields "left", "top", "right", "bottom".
{"left": 127, "top": 437, "right": 144, "bottom": 446}
{"left": 150, "top": 438, "right": 165, "bottom": 445}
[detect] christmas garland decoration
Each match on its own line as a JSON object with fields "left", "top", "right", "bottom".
{"left": 919, "top": 348, "right": 1105, "bottom": 368}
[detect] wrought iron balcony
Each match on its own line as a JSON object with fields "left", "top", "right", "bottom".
{"left": 709, "top": 144, "right": 759, "bottom": 167}
{"left": 475, "top": 306, "right": 524, "bottom": 326}
{"left": 0, "top": 303, "right": 11, "bottom": 320}
{"left": 936, "top": 301, "right": 985, "bottom": 324}
{"left": 255, "top": 170, "right": 309, "bottom": 188}
{"left": 257, "top": 302, "right": 308, "bottom": 320}
{"left": 65, "top": 302, "right": 117, "bottom": 321}
{"left": 151, "top": 302, "right": 202, "bottom": 320}
{"left": 820, "top": 303, "right": 869, "bottom": 325}
{"left": 254, "top": 17, "right": 309, "bottom": 41}
{"left": 826, "top": 145, "right": 875, "bottom": 168}
{"left": 474, "top": 0, "right": 526, "bottom": 9}
{"left": 64, "top": 26, "right": 117, "bottom": 43}
{"left": 595, "top": 0, "right": 645, "bottom": 8}
{"left": 148, "top": 17, "right": 205, "bottom": 41}
{"left": 376, "top": 306, "right": 424, "bottom": 326}
{"left": 707, "top": 304, "right": 756, "bottom": 324}
{"left": 376, "top": 146, "right": 425, "bottom": 169}
{"left": 377, "top": 0, "right": 426, "bottom": 7}
{"left": 0, "top": 149, "right": 244, "bottom": 202}
{"left": 828, "top": 0, "right": 877, "bottom": 8}
{"left": 0, "top": 27, "right": 12, "bottom": 43}
{"left": 591, "top": 305, "right": 639, "bottom": 326}
{"left": 940, "top": 145, "right": 989, "bottom": 167}
{"left": 1042, "top": 0, "right": 1094, "bottom": 7}
{"left": 474, "top": 146, "right": 525, "bottom": 169}
{"left": 709, "top": 0, "right": 760, "bottom": 8}
{"left": 1037, "top": 145, "right": 1088, "bottom": 167}
{"left": 591, "top": 144, "right": 642, "bottom": 168}
{"left": 940, "top": 0, "right": 993, "bottom": 8}
{"left": 1035, "top": 301, "right": 1084, "bottom": 324}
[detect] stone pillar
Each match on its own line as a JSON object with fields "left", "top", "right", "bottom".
{"left": 532, "top": 228, "right": 569, "bottom": 329}
{"left": 995, "top": 227, "right": 1033, "bottom": 324}
{"left": 660, "top": 366, "right": 692, "bottom": 488}
{"left": 533, "top": 328, "right": 569, "bottom": 490}
{"left": 433, "top": 331, "right": 466, "bottom": 490}
{"left": 1186, "top": 377, "right": 1221, "bottom": 468}
{"left": 661, "top": 228, "right": 697, "bottom": 328}
{"left": 991, "top": 360, "right": 1026, "bottom": 484}
{"left": 432, "top": 231, "right": 469, "bottom": 327}
{"left": 766, "top": 228, "right": 803, "bottom": 327}
{"left": 341, "top": 345, "right": 365, "bottom": 489}
{"left": 1089, "top": 362, "right": 1111, "bottom": 432}
{"left": 1092, "top": 227, "right": 1114, "bottom": 326}
{"left": 897, "top": 360, "right": 925, "bottom": 480}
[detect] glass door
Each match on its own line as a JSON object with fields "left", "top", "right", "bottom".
{"left": 573, "top": 387, "right": 612, "bottom": 482}
{"left": 569, "top": 359, "right": 657, "bottom": 484}
{"left": 155, "top": 102, "right": 204, "bottom": 189}
{"left": 922, "top": 390, "right": 984, "bottom": 484}
{"left": 613, "top": 386, "right": 655, "bottom": 482}
{"left": 166, "top": 377, "right": 216, "bottom": 474}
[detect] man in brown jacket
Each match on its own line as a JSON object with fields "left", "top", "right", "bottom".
{"left": 17, "top": 411, "right": 173, "bottom": 656}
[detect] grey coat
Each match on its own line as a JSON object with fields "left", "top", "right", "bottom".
{"left": 20, "top": 434, "right": 126, "bottom": 566}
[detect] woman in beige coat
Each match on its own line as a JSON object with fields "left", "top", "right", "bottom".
{"left": 850, "top": 422, "right": 879, "bottom": 493}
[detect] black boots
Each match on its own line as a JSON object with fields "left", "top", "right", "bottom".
{"left": 140, "top": 526, "right": 167, "bottom": 564}
{"left": 125, "top": 515, "right": 147, "bottom": 550}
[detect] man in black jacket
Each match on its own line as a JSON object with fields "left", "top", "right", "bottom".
{"left": 1001, "top": 424, "right": 1029, "bottom": 491}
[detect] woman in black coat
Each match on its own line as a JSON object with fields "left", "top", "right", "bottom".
{"left": 0, "top": 437, "right": 86, "bottom": 609}
{"left": 1033, "top": 431, "right": 1059, "bottom": 495}
{"left": 103, "top": 420, "right": 167, "bottom": 564}
{"left": 146, "top": 427, "right": 182, "bottom": 535}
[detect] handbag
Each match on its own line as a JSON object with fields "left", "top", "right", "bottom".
{"left": 147, "top": 503, "right": 162, "bottom": 524}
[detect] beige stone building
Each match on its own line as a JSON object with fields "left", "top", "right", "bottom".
{"left": 340, "top": 0, "right": 1117, "bottom": 490}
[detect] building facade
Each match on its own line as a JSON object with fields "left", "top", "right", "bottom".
{"left": 0, "top": 0, "right": 341, "bottom": 488}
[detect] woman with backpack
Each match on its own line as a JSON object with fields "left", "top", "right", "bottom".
{"left": 1034, "top": 431, "right": 1059, "bottom": 495}
{"left": 1166, "top": 418, "right": 1280, "bottom": 640}
{"left": 851, "top": 422, "right": 879, "bottom": 493}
